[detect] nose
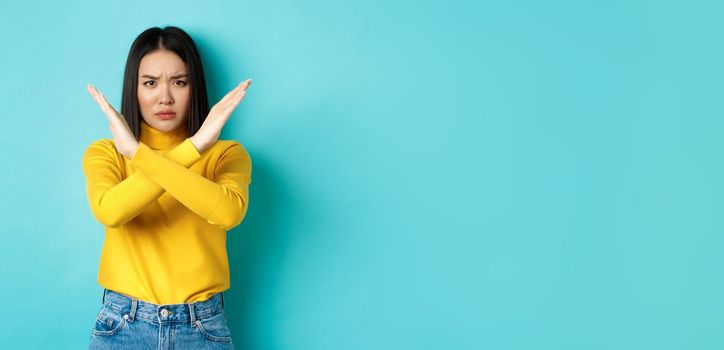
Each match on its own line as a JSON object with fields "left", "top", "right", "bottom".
{"left": 159, "top": 85, "right": 174, "bottom": 104}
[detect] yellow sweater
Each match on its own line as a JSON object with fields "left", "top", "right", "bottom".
{"left": 82, "top": 120, "right": 251, "bottom": 304}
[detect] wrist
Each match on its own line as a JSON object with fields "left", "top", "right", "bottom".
{"left": 189, "top": 135, "right": 204, "bottom": 153}
{"left": 127, "top": 143, "right": 139, "bottom": 159}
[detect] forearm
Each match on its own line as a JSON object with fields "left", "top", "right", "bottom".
{"left": 129, "top": 141, "right": 249, "bottom": 230}
{"left": 85, "top": 138, "right": 202, "bottom": 228}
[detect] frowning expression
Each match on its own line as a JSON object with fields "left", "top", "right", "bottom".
{"left": 137, "top": 49, "right": 190, "bottom": 133}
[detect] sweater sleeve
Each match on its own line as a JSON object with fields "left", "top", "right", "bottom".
{"left": 82, "top": 138, "right": 202, "bottom": 228}
{"left": 128, "top": 140, "right": 251, "bottom": 231}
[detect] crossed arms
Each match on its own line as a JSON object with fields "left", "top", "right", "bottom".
{"left": 82, "top": 138, "right": 251, "bottom": 231}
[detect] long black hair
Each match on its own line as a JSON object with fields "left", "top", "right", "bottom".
{"left": 120, "top": 26, "right": 209, "bottom": 139}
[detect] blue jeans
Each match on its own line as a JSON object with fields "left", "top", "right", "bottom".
{"left": 88, "top": 288, "right": 235, "bottom": 349}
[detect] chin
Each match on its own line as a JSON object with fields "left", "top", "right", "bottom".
{"left": 141, "top": 115, "right": 187, "bottom": 132}
{"left": 155, "top": 120, "right": 185, "bottom": 131}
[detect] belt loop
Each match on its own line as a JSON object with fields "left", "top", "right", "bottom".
{"left": 128, "top": 298, "right": 138, "bottom": 322}
{"left": 221, "top": 292, "right": 225, "bottom": 309}
{"left": 102, "top": 289, "right": 107, "bottom": 305}
{"left": 189, "top": 303, "right": 197, "bottom": 326}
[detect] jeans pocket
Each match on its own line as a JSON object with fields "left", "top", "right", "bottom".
{"left": 194, "top": 311, "right": 232, "bottom": 343}
{"left": 91, "top": 305, "right": 128, "bottom": 337}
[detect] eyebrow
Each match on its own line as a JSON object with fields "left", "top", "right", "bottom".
{"left": 140, "top": 73, "right": 188, "bottom": 79}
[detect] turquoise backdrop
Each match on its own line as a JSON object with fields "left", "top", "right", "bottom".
{"left": 1, "top": 0, "right": 723, "bottom": 349}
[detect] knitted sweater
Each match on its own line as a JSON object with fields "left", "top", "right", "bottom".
{"left": 82, "top": 119, "right": 251, "bottom": 304}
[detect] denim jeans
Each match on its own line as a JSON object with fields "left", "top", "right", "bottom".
{"left": 88, "top": 288, "right": 235, "bottom": 349}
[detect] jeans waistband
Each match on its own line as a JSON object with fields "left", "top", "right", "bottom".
{"left": 100, "top": 288, "right": 225, "bottom": 325}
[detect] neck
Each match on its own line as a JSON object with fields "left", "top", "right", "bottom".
{"left": 139, "top": 120, "right": 187, "bottom": 150}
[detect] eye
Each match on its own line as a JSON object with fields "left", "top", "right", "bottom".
{"left": 174, "top": 80, "right": 188, "bottom": 87}
{"left": 143, "top": 80, "right": 156, "bottom": 87}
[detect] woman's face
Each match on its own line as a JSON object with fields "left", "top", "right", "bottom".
{"left": 137, "top": 49, "right": 190, "bottom": 133}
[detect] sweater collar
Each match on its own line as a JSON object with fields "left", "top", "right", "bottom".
{"left": 139, "top": 119, "right": 187, "bottom": 150}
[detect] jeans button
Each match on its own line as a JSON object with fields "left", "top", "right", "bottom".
{"left": 160, "top": 309, "right": 169, "bottom": 317}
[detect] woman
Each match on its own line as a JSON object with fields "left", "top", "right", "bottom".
{"left": 82, "top": 26, "right": 251, "bottom": 349}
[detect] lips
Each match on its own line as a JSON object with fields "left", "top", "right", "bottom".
{"left": 155, "top": 111, "right": 176, "bottom": 120}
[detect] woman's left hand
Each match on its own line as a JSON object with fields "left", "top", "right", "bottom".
{"left": 86, "top": 84, "right": 139, "bottom": 159}
{"left": 190, "top": 79, "right": 252, "bottom": 153}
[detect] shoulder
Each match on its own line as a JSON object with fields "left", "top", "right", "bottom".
{"left": 83, "top": 138, "right": 118, "bottom": 157}
{"left": 82, "top": 138, "right": 121, "bottom": 165}
{"left": 207, "top": 140, "right": 252, "bottom": 177}
{"left": 209, "top": 139, "right": 251, "bottom": 160}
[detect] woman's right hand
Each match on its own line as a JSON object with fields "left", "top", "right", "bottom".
{"left": 86, "top": 84, "right": 140, "bottom": 159}
{"left": 190, "top": 79, "right": 252, "bottom": 153}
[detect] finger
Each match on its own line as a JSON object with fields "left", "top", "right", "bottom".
{"left": 218, "top": 81, "right": 247, "bottom": 106}
{"left": 88, "top": 86, "right": 117, "bottom": 120}
{"left": 232, "top": 80, "right": 251, "bottom": 102}
{"left": 89, "top": 84, "right": 103, "bottom": 101}
{"left": 239, "top": 80, "right": 250, "bottom": 94}
{"left": 221, "top": 79, "right": 250, "bottom": 104}
{"left": 89, "top": 85, "right": 108, "bottom": 113}
{"left": 240, "top": 78, "right": 252, "bottom": 89}
{"left": 98, "top": 92, "right": 119, "bottom": 116}
{"left": 234, "top": 80, "right": 251, "bottom": 96}
{"left": 233, "top": 88, "right": 247, "bottom": 104}
{"left": 226, "top": 90, "right": 246, "bottom": 112}
{"left": 86, "top": 83, "right": 97, "bottom": 96}
{"left": 96, "top": 92, "right": 111, "bottom": 115}
{"left": 98, "top": 92, "right": 110, "bottom": 110}
{"left": 88, "top": 85, "right": 107, "bottom": 112}
{"left": 87, "top": 84, "right": 100, "bottom": 103}
{"left": 218, "top": 88, "right": 246, "bottom": 113}
{"left": 222, "top": 86, "right": 247, "bottom": 111}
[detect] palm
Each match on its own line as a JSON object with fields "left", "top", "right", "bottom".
{"left": 87, "top": 84, "right": 139, "bottom": 158}
{"left": 193, "top": 79, "right": 251, "bottom": 151}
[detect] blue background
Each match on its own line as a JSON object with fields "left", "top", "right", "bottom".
{"left": 1, "top": 0, "right": 723, "bottom": 348}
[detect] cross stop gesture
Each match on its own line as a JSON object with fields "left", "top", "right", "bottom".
{"left": 86, "top": 79, "right": 252, "bottom": 156}
{"left": 190, "top": 79, "right": 252, "bottom": 152}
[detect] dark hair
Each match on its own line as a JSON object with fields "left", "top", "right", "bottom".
{"left": 120, "top": 26, "right": 209, "bottom": 139}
